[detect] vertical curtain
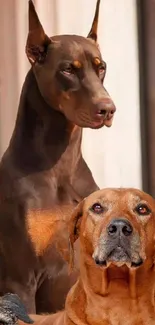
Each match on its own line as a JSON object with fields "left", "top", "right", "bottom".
{"left": 137, "top": 0, "right": 155, "bottom": 196}
{"left": 0, "top": 0, "right": 57, "bottom": 155}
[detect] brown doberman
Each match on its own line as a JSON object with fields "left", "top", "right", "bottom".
{"left": 0, "top": 0, "right": 116, "bottom": 314}
{"left": 0, "top": 188, "right": 155, "bottom": 325}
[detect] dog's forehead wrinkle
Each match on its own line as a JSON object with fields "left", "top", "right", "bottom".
{"left": 48, "top": 42, "right": 85, "bottom": 64}
{"left": 50, "top": 35, "right": 100, "bottom": 61}
{"left": 124, "top": 193, "right": 140, "bottom": 210}
{"left": 68, "top": 43, "right": 86, "bottom": 63}
{"left": 125, "top": 192, "right": 153, "bottom": 211}
{"left": 85, "top": 189, "right": 155, "bottom": 220}
{"left": 86, "top": 189, "right": 124, "bottom": 208}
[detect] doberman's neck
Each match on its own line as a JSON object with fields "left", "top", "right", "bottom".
{"left": 9, "top": 69, "right": 81, "bottom": 173}
{"left": 70, "top": 256, "right": 155, "bottom": 325}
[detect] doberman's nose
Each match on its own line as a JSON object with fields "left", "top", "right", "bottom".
{"left": 107, "top": 219, "right": 133, "bottom": 238}
{"left": 94, "top": 98, "right": 116, "bottom": 119}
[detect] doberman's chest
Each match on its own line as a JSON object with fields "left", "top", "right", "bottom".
{"left": 0, "top": 129, "right": 82, "bottom": 263}
{"left": 23, "top": 171, "right": 77, "bottom": 259}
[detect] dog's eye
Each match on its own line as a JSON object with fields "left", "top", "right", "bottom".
{"left": 98, "top": 65, "right": 106, "bottom": 74}
{"left": 91, "top": 203, "right": 104, "bottom": 214}
{"left": 98, "top": 62, "right": 106, "bottom": 76}
{"left": 61, "top": 65, "right": 74, "bottom": 76}
{"left": 135, "top": 204, "right": 151, "bottom": 216}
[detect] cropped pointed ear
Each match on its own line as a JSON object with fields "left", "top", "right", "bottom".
{"left": 26, "top": 0, "right": 52, "bottom": 65}
{"left": 69, "top": 199, "right": 85, "bottom": 271}
{"left": 87, "top": 0, "right": 101, "bottom": 42}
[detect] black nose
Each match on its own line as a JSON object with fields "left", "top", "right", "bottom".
{"left": 107, "top": 219, "right": 133, "bottom": 237}
{"left": 95, "top": 99, "right": 116, "bottom": 118}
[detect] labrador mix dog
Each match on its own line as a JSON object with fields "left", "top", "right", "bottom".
{"left": 0, "top": 188, "right": 154, "bottom": 325}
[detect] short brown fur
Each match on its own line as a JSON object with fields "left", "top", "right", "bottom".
{"left": 0, "top": 188, "right": 155, "bottom": 325}
{"left": 0, "top": 0, "right": 116, "bottom": 314}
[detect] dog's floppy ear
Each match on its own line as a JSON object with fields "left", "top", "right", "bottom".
{"left": 70, "top": 199, "right": 85, "bottom": 245}
{"left": 87, "top": 0, "right": 101, "bottom": 42}
{"left": 69, "top": 199, "right": 85, "bottom": 270}
{"left": 26, "top": 0, "right": 51, "bottom": 64}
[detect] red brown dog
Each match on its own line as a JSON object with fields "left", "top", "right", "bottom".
{"left": 0, "top": 188, "right": 155, "bottom": 325}
{"left": 0, "top": 0, "right": 116, "bottom": 315}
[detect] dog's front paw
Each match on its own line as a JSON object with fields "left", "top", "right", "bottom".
{"left": 0, "top": 294, "right": 33, "bottom": 325}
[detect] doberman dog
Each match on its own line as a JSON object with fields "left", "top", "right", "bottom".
{"left": 0, "top": 188, "right": 155, "bottom": 325}
{"left": 0, "top": 0, "right": 116, "bottom": 315}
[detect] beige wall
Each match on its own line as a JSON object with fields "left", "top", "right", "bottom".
{"left": 0, "top": 0, "right": 141, "bottom": 189}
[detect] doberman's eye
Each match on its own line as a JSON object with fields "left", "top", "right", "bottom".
{"left": 135, "top": 204, "right": 151, "bottom": 216}
{"left": 91, "top": 203, "right": 104, "bottom": 214}
{"left": 98, "top": 65, "right": 106, "bottom": 74}
{"left": 61, "top": 65, "right": 74, "bottom": 76}
{"left": 98, "top": 62, "right": 106, "bottom": 76}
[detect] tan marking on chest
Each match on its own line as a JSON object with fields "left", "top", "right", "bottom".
{"left": 26, "top": 205, "right": 74, "bottom": 258}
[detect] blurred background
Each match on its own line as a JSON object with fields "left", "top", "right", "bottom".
{"left": 0, "top": 1, "right": 154, "bottom": 194}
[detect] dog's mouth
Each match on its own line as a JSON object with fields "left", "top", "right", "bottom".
{"left": 93, "top": 245, "right": 143, "bottom": 269}
{"left": 104, "top": 112, "right": 115, "bottom": 127}
{"left": 92, "top": 110, "right": 115, "bottom": 129}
